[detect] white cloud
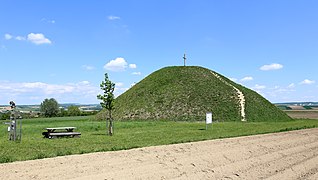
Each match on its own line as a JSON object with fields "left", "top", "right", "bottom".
{"left": 265, "top": 88, "right": 288, "bottom": 100}
{"left": 300, "top": 79, "right": 315, "bottom": 85}
{"left": 253, "top": 84, "right": 266, "bottom": 90}
{"left": 27, "top": 33, "right": 52, "bottom": 45}
{"left": 260, "top": 63, "right": 283, "bottom": 71}
{"left": 132, "top": 72, "right": 141, "bottom": 75}
{"left": 22, "top": 82, "right": 47, "bottom": 89}
{"left": 15, "top": 36, "right": 26, "bottom": 41}
{"left": 129, "top": 64, "right": 137, "bottom": 69}
{"left": 4, "top": 33, "right": 51, "bottom": 45}
{"left": 4, "top": 33, "right": 12, "bottom": 40}
{"left": 240, "top": 76, "right": 253, "bottom": 82}
{"left": 20, "top": 82, "right": 74, "bottom": 94}
{"left": 0, "top": 81, "right": 100, "bottom": 104}
{"left": 288, "top": 83, "right": 295, "bottom": 88}
{"left": 104, "top": 57, "right": 128, "bottom": 72}
{"left": 47, "top": 85, "right": 75, "bottom": 94}
{"left": 82, "top": 65, "right": 95, "bottom": 71}
{"left": 116, "top": 82, "right": 124, "bottom": 87}
{"left": 79, "top": 81, "right": 90, "bottom": 85}
{"left": 41, "top": 18, "right": 56, "bottom": 24}
{"left": 108, "top": 15, "right": 121, "bottom": 20}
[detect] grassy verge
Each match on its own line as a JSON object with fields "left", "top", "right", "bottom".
{"left": 0, "top": 116, "right": 317, "bottom": 163}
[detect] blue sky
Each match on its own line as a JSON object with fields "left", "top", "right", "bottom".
{"left": 0, "top": 0, "right": 317, "bottom": 105}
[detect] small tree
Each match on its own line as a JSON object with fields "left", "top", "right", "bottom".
{"left": 40, "top": 98, "right": 59, "bottom": 117}
{"left": 59, "top": 108, "right": 68, "bottom": 117}
{"left": 97, "top": 73, "right": 115, "bottom": 136}
{"left": 68, "top": 105, "right": 81, "bottom": 116}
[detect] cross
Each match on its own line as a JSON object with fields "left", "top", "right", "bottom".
{"left": 183, "top": 53, "right": 186, "bottom": 66}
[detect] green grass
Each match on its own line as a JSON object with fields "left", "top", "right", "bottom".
{"left": 1, "top": 116, "right": 318, "bottom": 163}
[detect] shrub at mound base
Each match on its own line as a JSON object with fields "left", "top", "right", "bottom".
{"left": 97, "top": 66, "right": 291, "bottom": 122}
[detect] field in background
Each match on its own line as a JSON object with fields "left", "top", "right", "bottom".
{"left": 1, "top": 116, "right": 318, "bottom": 163}
{"left": 275, "top": 102, "right": 318, "bottom": 119}
{"left": 285, "top": 110, "right": 318, "bottom": 119}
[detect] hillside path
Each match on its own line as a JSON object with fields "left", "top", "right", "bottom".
{"left": 210, "top": 71, "right": 246, "bottom": 121}
{"left": 1, "top": 128, "right": 318, "bottom": 179}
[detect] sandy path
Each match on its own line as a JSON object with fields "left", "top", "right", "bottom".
{"left": 1, "top": 128, "right": 317, "bottom": 180}
{"left": 210, "top": 71, "right": 246, "bottom": 121}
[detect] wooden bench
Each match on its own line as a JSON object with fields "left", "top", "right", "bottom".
{"left": 47, "top": 132, "right": 81, "bottom": 139}
{"left": 42, "top": 127, "right": 81, "bottom": 139}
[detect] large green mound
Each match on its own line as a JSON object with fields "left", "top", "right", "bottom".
{"left": 105, "top": 66, "right": 291, "bottom": 121}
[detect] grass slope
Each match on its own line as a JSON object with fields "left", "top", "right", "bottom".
{"left": 215, "top": 73, "right": 292, "bottom": 122}
{"left": 108, "top": 66, "right": 291, "bottom": 121}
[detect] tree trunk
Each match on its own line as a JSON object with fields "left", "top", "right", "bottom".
{"left": 109, "top": 120, "right": 113, "bottom": 136}
{"left": 106, "top": 117, "right": 108, "bottom": 135}
{"left": 108, "top": 110, "right": 113, "bottom": 136}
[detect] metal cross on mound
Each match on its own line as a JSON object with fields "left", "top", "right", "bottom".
{"left": 183, "top": 53, "right": 187, "bottom": 66}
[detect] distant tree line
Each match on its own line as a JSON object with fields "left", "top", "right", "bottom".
{"left": 0, "top": 112, "right": 10, "bottom": 120}
{"left": 40, "top": 98, "right": 99, "bottom": 118}
{"left": 0, "top": 98, "right": 99, "bottom": 120}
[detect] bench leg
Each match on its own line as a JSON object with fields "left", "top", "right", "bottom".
{"left": 49, "top": 135, "right": 57, "bottom": 139}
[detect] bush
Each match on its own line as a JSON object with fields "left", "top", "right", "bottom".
{"left": 0, "top": 112, "right": 10, "bottom": 120}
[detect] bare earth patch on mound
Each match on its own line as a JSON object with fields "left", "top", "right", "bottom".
{"left": 1, "top": 128, "right": 317, "bottom": 180}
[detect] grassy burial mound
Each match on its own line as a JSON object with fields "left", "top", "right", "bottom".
{"left": 106, "top": 66, "right": 291, "bottom": 121}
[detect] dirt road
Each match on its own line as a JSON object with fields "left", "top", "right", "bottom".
{"left": 1, "top": 128, "right": 317, "bottom": 180}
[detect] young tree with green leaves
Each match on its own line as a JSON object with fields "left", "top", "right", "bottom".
{"left": 97, "top": 73, "right": 115, "bottom": 136}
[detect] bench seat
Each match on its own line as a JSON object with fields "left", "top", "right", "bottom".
{"left": 43, "top": 132, "right": 81, "bottom": 138}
